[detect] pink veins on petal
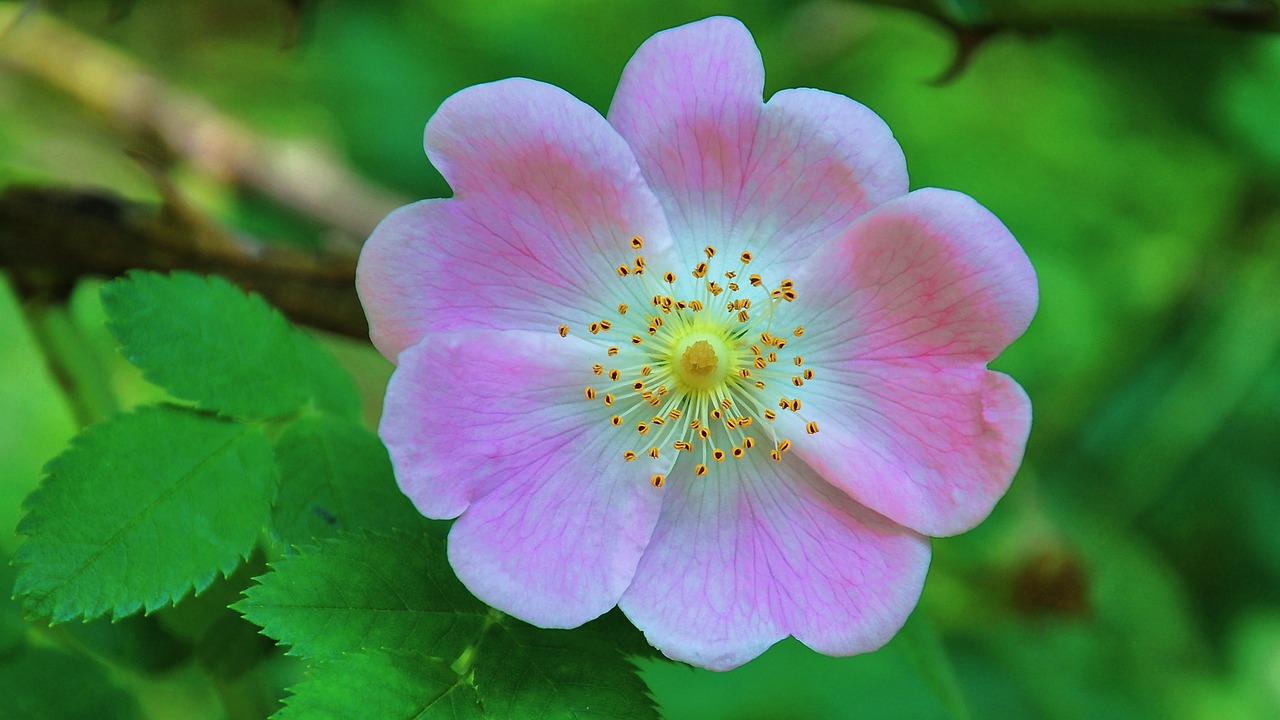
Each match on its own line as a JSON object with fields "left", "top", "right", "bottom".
{"left": 357, "top": 15, "right": 1037, "bottom": 671}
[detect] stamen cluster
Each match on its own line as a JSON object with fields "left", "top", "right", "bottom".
{"left": 560, "top": 237, "right": 821, "bottom": 486}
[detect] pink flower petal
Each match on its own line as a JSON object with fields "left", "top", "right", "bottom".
{"left": 783, "top": 188, "right": 1037, "bottom": 536}
{"left": 619, "top": 454, "right": 930, "bottom": 670}
{"left": 607, "top": 17, "right": 906, "bottom": 273}
{"left": 357, "top": 78, "right": 675, "bottom": 361}
{"left": 381, "top": 331, "right": 670, "bottom": 626}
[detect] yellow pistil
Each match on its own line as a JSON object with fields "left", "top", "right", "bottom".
{"left": 680, "top": 340, "right": 718, "bottom": 376}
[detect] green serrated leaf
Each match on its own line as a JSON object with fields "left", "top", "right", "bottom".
{"left": 14, "top": 406, "right": 276, "bottom": 622}
{"left": 0, "top": 563, "right": 26, "bottom": 658}
{"left": 581, "top": 609, "right": 665, "bottom": 663}
{"left": 475, "top": 618, "right": 660, "bottom": 720}
{"left": 275, "top": 650, "right": 482, "bottom": 720}
{"left": 293, "top": 329, "right": 362, "bottom": 420}
{"left": 271, "top": 415, "right": 432, "bottom": 549}
{"left": 100, "top": 271, "right": 358, "bottom": 420}
{"left": 236, "top": 530, "right": 487, "bottom": 661}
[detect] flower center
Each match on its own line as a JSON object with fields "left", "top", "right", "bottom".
{"left": 672, "top": 329, "right": 732, "bottom": 390}
{"left": 679, "top": 339, "right": 719, "bottom": 377}
{"left": 557, "top": 237, "right": 819, "bottom": 487}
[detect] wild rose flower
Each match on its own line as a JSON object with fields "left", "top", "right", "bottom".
{"left": 357, "top": 16, "right": 1036, "bottom": 670}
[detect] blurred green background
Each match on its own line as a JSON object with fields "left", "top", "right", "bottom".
{"left": 3, "top": 0, "right": 1280, "bottom": 718}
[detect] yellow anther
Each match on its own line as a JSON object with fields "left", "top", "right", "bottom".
{"left": 720, "top": 398, "right": 732, "bottom": 409}
{"left": 728, "top": 282, "right": 740, "bottom": 292}
{"left": 713, "top": 448, "right": 726, "bottom": 462}
{"left": 584, "top": 387, "right": 597, "bottom": 400}
{"left": 704, "top": 245, "right": 716, "bottom": 258}
{"left": 754, "top": 357, "right": 767, "bottom": 369}
{"left": 738, "top": 368, "right": 751, "bottom": 378}
{"left": 780, "top": 279, "right": 794, "bottom": 289}
{"left": 600, "top": 320, "right": 612, "bottom": 330}
{"left": 725, "top": 270, "right": 737, "bottom": 279}
{"left": 616, "top": 265, "right": 630, "bottom": 277}
{"left": 610, "top": 415, "right": 622, "bottom": 426}
{"left": 789, "top": 398, "right": 801, "bottom": 412}
{"left": 740, "top": 251, "right": 753, "bottom": 263}
{"left": 793, "top": 325, "right": 804, "bottom": 337}
{"left": 749, "top": 273, "right": 763, "bottom": 287}
{"left": 651, "top": 474, "right": 665, "bottom": 488}
{"left": 768, "top": 352, "right": 778, "bottom": 363}
{"left": 633, "top": 380, "right": 645, "bottom": 391}
{"left": 592, "top": 363, "right": 603, "bottom": 375}
{"left": 770, "top": 449, "right": 782, "bottom": 462}
{"left": 618, "top": 303, "right": 629, "bottom": 314}
{"left": 742, "top": 437, "right": 755, "bottom": 449}
{"left": 803, "top": 369, "right": 814, "bottom": 380}
{"left": 603, "top": 393, "right": 615, "bottom": 406}
{"left": 609, "top": 369, "right": 621, "bottom": 381}
{"left": 737, "top": 310, "right": 750, "bottom": 322}
{"left": 698, "top": 427, "right": 711, "bottom": 440}
{"left": 689, "top": 300, "right": 704, "bottom": 311}
{"left": 782, "top": 290, "right": 796, "bottom": 302}
{"left": 589, "top": 322, "right": 601, "bottom": 334}
{"left": 806, "top": 421, "right": 820, "bottom": 435}
{"left": 635, "top": 255, "right": 646, "bottom": 269}
{"left": 693, "top": 262, "right": 708, "bottom": 278}
{"left": 623, "top": 450, "right": 637, "bottom": 461}
{"left": 764, "top": 409, "right": 777, "bottom": 421}
{"left": 648, "top": 448, "right": 660, "bottom": 459}
{"left": 777, "top": 439, "right": 792, "bottom": 452}
{"left": 695, "top": 464, "right": 709, "bottom": 476}
{"left": 608, "top": 346, "right": 619, "bottom": 356}
{"left": 792, "top": 376, "right": 804, "bottom": 387}
{"left": 631, "top": 334, "right": 643, "bottom": 345}
{"left": 794, "top": 356, "right": 804, "bottom": 366}
{"left": 637, "top": 422, "right": 650, "bottom": 435}
{"left": 711, "top": 409, "right": 722, "bottom": 420}
{"left": 630, "top": 236, "right": 644, "bottom": 249}
{"left": 732, "top": 446, "right": 745, "bottom": 458}
{"left": 754, "top": 380, "right": 766, "bottom": 389}
{"left": 558, "top": 324, "right": 570, "bottom": 337}
{"left": 641, "top": 365, "right": 652, "bottom": 376}
{"left": 668, "top": 408, "right": 682, "bottom": 419}
{"left": 663, "top": 271, "right": 676, "bottom": 284}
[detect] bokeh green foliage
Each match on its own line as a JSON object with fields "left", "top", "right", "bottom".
{"left": 3, "top": 0, "right": 1280, "bottom": 718}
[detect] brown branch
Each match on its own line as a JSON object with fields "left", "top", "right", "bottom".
{"left": 849, "top": 0, "right": 1279, "bottom": 33}
{"left": 0, "top": 184, "right": 368, "bottom": 340}
{"left": 0, "top": 4, "right": 410, "bottom": 239}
